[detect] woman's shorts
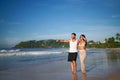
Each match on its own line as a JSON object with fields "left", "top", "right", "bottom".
{"left": 68, "top": 52, "right": 78, "bottom": 62}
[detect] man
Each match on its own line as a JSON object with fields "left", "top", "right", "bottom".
{"left": 56, "top": 33, "right": 78, "bottom": 73}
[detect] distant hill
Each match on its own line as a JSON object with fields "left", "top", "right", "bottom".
{"left": 14, "top": 33, "right": 120, "bottom": 48}
{"left": 14, "top": 39, "right": 69, "bottom": 48}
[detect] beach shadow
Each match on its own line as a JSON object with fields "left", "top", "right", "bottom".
{"left": 77, "top": 65, "right": 95, "bottom": 73}
{"left": 86, "top": 65, "right": 96, "bottom": 72}
{"left": 72, "top": 72, "right": 78, "bottom": 80}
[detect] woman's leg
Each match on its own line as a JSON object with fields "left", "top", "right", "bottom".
{"left": 81, "top": 72, "right": 87, "bottom": 80}
{"left": 80, "top": 50, "right": 86, "bottom": 73}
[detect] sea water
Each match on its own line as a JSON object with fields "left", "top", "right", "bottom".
{"left": 0, "top": 48, "right": 68, "bottom": 71}
{"left": 0, "top": 48, "right": 120, "bottom": 73}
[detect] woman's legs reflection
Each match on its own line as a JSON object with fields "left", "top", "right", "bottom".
{"left": 81, "top": 73, "right": 87, "bottom": 80}
{"left": 72, "top": 72, "right": 78, "bottom": 80}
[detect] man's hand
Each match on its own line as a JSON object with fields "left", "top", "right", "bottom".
{"left": 56, "top": 40, "right": 60, "bottom": 42}
{"left": 56, "top": 40, "right": 69, "bottom": 42}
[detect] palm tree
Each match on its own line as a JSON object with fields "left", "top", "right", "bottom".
{"left": 116, "top": 33, "right": 120, "bottom": 42}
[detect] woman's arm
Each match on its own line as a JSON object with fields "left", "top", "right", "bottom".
{"left": 56, "top": 40, "right": 70, "bottom": 43}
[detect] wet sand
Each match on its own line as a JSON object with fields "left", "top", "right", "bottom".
{"left": 0, "top": 49, "right": 120, "bottom": 80}
{"left": 88, "top": 69, "right": 120, "bottom": 80}
{"left": 0, "top": 59, "right": 120, "bottom": 80}
{"left": 0, "top": 60, "right": 72, "bottom": 80}
{"left": 106, "top": 69, "right": 120, "bottom": 80}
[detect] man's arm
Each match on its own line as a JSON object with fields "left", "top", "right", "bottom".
{"left": 56, "top": 40, "right": 69, "bottom": 43}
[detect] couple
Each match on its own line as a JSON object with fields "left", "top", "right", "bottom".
{"left": 57, "top": 33, "right": 87, "bottom": 74}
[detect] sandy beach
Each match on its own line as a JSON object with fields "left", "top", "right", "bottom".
{"left": 106, "top": 48, "right": 120, "bottom": 50}
{"left": 0, "top": 48, "right": 120, "bottom": 80}
{"left": 0, "top": 58, "right": 120, "bottom": 80}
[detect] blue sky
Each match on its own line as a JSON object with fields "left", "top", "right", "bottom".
{"left": 0, "top": 0, "right": 120, "bottom": 48}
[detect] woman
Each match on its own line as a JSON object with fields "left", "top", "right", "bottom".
{"left": 78, "top": 34, "right": 87, "bottom": 73}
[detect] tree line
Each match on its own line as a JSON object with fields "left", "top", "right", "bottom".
{"left": 87, "top": 33, "right": 120, "bottom": 48}
{"left": 15, "top": 39, "right": 69, "bottom": 48}
{"left": 14, "top": 33, "right": 120, "bottom": 48}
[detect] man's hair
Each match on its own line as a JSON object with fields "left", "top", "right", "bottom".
{"left": 71, "top": 33, "right": 76, "bottom": 36}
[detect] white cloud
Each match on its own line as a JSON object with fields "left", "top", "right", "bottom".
{"left": 31, "top": 33, "right": 70, "bottom": 40}
{"left": 111, "top": 15, "right": 120, "bottom": 18}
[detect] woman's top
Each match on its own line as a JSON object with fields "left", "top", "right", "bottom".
{"left": 69, "top": 39, "right": 78, "bottom": 52}
{"left": 78, "top": 42, "right": 86, "bottom": 47}
{"left": 78, "top": 40, "right": 86, "bottom": 50}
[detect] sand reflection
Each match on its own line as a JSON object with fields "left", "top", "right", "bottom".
{"left": 71, "top": 72, "right": 87, "bottom": 80}
{"left": 81, "top": 73, "right": 87, "bottom": 80}
{"left": 72, "top": 72, "right": 78, "bottom": 80}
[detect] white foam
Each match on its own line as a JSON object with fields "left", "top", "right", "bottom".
{"left": 0, "top": 51, "right": 64, "bottom": 57}
{"left": 0, "top": 50, "right": 7, "bottom": 52}
{"left": 0, "top": 49, "right": 20, "bottom": 53}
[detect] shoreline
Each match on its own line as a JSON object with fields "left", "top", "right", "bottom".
{"left": 106, "top": 48, "right": 120, "bottom": 50}
{"left": 88, "top": 48, "right": 120, "bottom": 50}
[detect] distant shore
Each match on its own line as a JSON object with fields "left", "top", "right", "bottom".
{"left": 88, "top": 48, "right": 120, "bottom": 50}
{"left": 106, "top": 48, "right": 120, "bottom": 50}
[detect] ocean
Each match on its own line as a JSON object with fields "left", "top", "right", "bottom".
{"left": 0, "top": 48, "right": 120, "bottom": 73}
{"left": 0, "top": 48, "right": 68, "bottom": 71}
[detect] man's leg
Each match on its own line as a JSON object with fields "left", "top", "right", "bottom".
{"left": 72, "top": 71, "right": 78, "bottom": 80}
{"left": 71, "top": 60, "right": 77, "bottom": 73}
{"left": 71, "top": 61, "right": 74, "bottom": 72}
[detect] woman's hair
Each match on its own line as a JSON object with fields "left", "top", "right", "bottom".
{"left": 80, "top": 34, "right": 87, "bottom": 45}
{"left": 72, "top": 33, "right": 76, "bottom": 36}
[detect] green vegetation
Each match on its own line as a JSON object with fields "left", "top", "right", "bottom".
{"left": 15, "top": 39, "right": 69, "bottom": 48}
{"left": 87, "top": 33, "right": 120, "bottom": 48}
{"left": 14, "top": 33, "right": 120, "bottom": 48}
